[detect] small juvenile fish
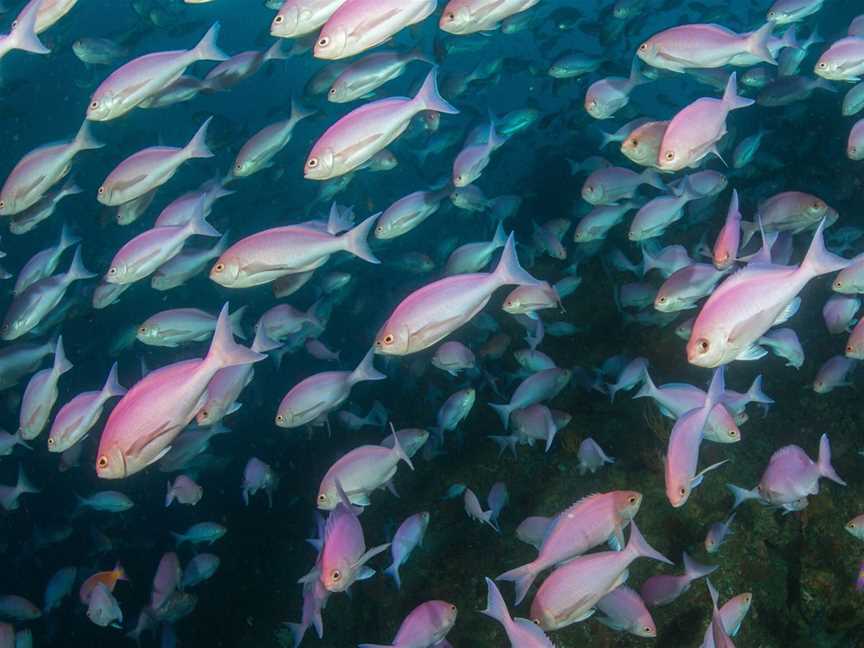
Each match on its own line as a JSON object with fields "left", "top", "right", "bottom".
{"left": 640, "top": 552, "right": 717, "bottom": 606}
{"left": 823, "top": 294, "right": 860, "bottom": 334}
{"left": 165, "top": 475, "right": 203, "bottom": 507}
{"left": 813, "top": 355, "right": 857, "bottom": 393}
{"left": 86, "top": 583, "right": 122, "bottom": 628}
{"left": 384, "top": 511, "right": 429, "bottom": 589}
{"left": 705, "top": 512, "right": 736, "bottom": 553}
{"left": 596, "top": 585, "right": 656, "bottom": 637}
{"left": 431, "top": 341, "right": 476, "bottom": 376}
{"left": 578, "top": 438, "right": 615, "bottom": 475}
{"left": 242, "top": 457, "right": 279, "bottom": 507}
{"left": 464, "top": 487, "right": 499, "bottom": 532}
{"left": 182, "top": 553, "right": 220, "bottom": 589}
{"left": 171, "top": 522, "right": 226, "bottom": 546}
{"left": 585, "top": 60, "right": 649, "bottom": 120}
{"left": 758, "top": 328, "right": 804, "bottom": 368}
{"left": 76, "top": 491, "right": 133, "bottom": 513}
{"left": 19, "top": 336, "right": 71, "bottom": 441}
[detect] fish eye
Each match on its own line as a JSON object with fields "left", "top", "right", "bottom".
{"left": 331, "top": 569, "right": 341, "bottom": 581}
{"left": 138, "top": 326, "right": 147, "bottom": 334}
{"left": 813, "top": 201, "right": 823, "bottom": 209}
{"left": 317, "top": 37, "right": 330, "bottom": 48}
{"left": 589, "top": 99, "right": 598, "bottom": 108}
{"left": 679, "top": 487, "right": 686, "bottom": 496}
{"left": 644, "top": 626, "right": 653, "bottom": 634}
{"left": 200, "top": 410, "right": 209, "bottom": 419}
{"left": 847, "top": 345, "right": 854, "bottom": 354}
{"left": 817, "top": 62, "right": 828, "bottom": 70}
{"left": 234, "top": 163, "right": 242, "bottom": 171}
{"left": 382, "top": 334, "right": 394, "bottom": 345}
{"left": 450, "top": 605, "right": 457, "bottom": 612}
{"left": 834, "top": 280, "right": 843, "bottom": 289}
{"left": 767, "top": 10, "right": 775, "bottom": 18}
{"left": 532, "top": 619, "right": 541, "bottom": 626}
{"left": 730, "top": 429, "right": 739, "bottom": 438}
{"left": 317, "top": 493, "right": 326, "bottom": 502}
{"left": 375, "top": 226, "right": 384, "bottom": 234}
{"left": 47, "top": 438, "right": 54, "bottom": 447}
{"left": 97, "top": 186, "right": 105, "bottom": 195}
{"left": 108, "top": 267, "right": 117, "bottom": 275}
{"left": 328, "top": 88, "right": 336, "bottom": 95}
{"left": 639, "top": 43, "right": 648, "bottom": 51}
{"left": 664, "top": 150, "right": 675, "bottom": 161}
{"left": 0, "top": 200, "right": 4, "bottom": 209}
{"left": 848, "top": 521, "right": 855, "bottom": 528}
{"left": 276, "top": 414, "right": 285, "bottom": 424}
{"left": 213, "top": 263, "right": 225, "bottom": 273}
{"left": 90, "top": 100, "right": 99, "bottom": 110}
{"left": 446, "top": 12, "right": 455, "bottom": 21}
{"left": 628, "top": 495, "right": 637, "bottom": 504}
{"left": 696, "top": 338, "right": 709, "bottom": 353}
{"left": 97, "top": 456, "right": 109, "bottom": 469}
{"left": 274, "top": 15, "right": 284, "bottom": 23}
{"left": 658, "top": 296, "right": 666, "bottom": 303}
{"left": 629, "top": 137, "right": 639, "bottom": 146}
{"left": 307, "top": 158, "right": 319, "bottom": 169}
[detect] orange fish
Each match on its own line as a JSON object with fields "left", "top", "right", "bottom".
{"left": 79, "top": 563, "right": 127, "bottom": 604}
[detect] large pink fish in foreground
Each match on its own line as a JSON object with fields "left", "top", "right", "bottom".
{"left": 688, "top": 221, "right": 849, "bottom": 367}
{"left": 440, "top": 0, "right": 540, "bottom": 35}
{"left": 529, "top": 521, "right": 672, "bottom": 631}
{"left": 87, "top": 23, "right": 228, "bottom": 121}
{"left": 497, "top": 491, "right": 642, "bottom": 604}
{"left": 375, "top": 234, "right": 541, "bottom": 355}
{"left": 304, "top": 68, "right": 457, "bottom": 180}
{"left": 96, "top": 304, "right": 264, "bottom": 479}
{"left": 271, "top": 0, "right": 348, "bottom": 39}
{"left": 637, "top": 23, "right": 775, "bottom": 72}
{"left": 313, "top": 0, "right": 437, "bottom": 60}
{"left": 658, "top": 73, "right": 753, "bottom": 171}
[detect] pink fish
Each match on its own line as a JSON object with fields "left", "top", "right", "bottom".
{"left": 230, "top": 101, "right": 314, "bottom": 177}
{"left": 659, "top": 73, "right": 753, "bottom": 171}
{"left": 640, "top": 552, "right": 717, "bottom": 606}
{"left": 314, "top": 0, "right": 437, "bottom": 60}
{"left": 384, "top": 511, "right": 429, "bottom": 590}
{"left": 87, "top": 23, "right": 227, "bottom": 121}
{"left": 0, "top": 121, "right": 101, "bottom": 215}
{"left": 431, "top": 341, "right": 476, "bottom": 375}
{"left": 464, "top": 487, "right": 499, "bottom": 532}
{"left": 529, "top": 521, "right": 672, "bottom": 630}
{"left": 276, "top": 348, "right": 385, "bottom": 430}
{"left": 95, "top": 304, "right": 264, "bottom": 479}
{"left": 203, "top": 41, "right": 288, "bottom": 92}
{"left": 97, "top": 118, "right": 213, "bottom": 206}
{"left": 488, "top": 367, "right": 571, "bottom": 430}
{"left": 154, "top": 179, "right": 233, "bottom": 228}
{"left": 359, "top": 600, "right": 457, "bottom": 648}
{"left": 585, "top": 60, "right": 649, "bottom": 120}
{"left": 596, "top": 586, "right": 656, "bottom": 637}
{"left": 329, "top": 49, "right": 431, "bottom": 103}
{"left": 376, "top": 235, "right": 540, "bottom": 355}
{"left": 704, "top": 512, "right": 735, "bottom": 553}
{"left": 637, "top": 23, "right": 775, "bottom": 73}
{"left": 0, "top": 465, "right": 39, "bottom": 511}
{"left": 713, "top": 190, "right": 742, "bottom": 270}
{"left": 577, "top": 437, "right": 615, "bottom": 475}
{"left": 497, "top": 491, "right": 642, "bottom": 604}
{"left": 440, "top": 0, "right": 540, "bottom": 35}
{"left": 304, "top": 68, "right": 457, "bottom": 180}
{"left": 727, "top": 433, "right": 845, "bottom": 511}
{"left": 701, "top": 587, "right": 752, "bottom": 648}
{"left": 688, "top": 221, "right": 849, "bottom": 367}
{"left": 106, "top": 198, "right": 220, "bottom": 285}
{"left": 151, "top": 552, "right": 181, "bottom": 611}
{"left": 271, "top": 0, "right": 348, "bottom": 38}
{"left": 242, "top": 457, "right": 279, "bottom": 507}
{"left": 165, "top": 475, "right": 203, "bottom": 507}
{"left": 19, "top": 336, "right": 71, "bottom": 441}
{"left": 453, "top": 121, "right": 506, "bottom": 187}
{"left": 482, "top": 577, "right": 554, "bottom": 647}
{"left": 317, "top": 433, "right": 412, "bottom": 510}
{"left": 211, "top": 207, "right": 379, "bottom": 288}
{"left": 0, "top": 0, "right": 49, "bottom": 62}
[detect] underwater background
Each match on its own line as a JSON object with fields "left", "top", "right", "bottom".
{"left": 1, "top": 0, "right": 864, "bottom": 647}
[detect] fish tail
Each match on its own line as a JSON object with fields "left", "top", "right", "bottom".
{"left": 747, "top": 23, "right": 776, "bottom": 66}
{"left": 489, "top": 435, "right": 518, "bottom": 459}
{"left": 184, "top": 117, "right": 214, "bottom": 160}
{"left": 65, "top": 246, "right": 96, "bottom": 282}
{"left": 205, "top": 303, "right": 266, "bottom": 371}
{"left": 12, "top": 430, "right": 31, "bottom": 451}
{"left": 251, "top": 326, "right": 280, "bottom": 354}
{"left": 722, "top": 72, "right": 755, "bottom": 111}
{"left": 801, "top": 220, "right": 850, "bottom": 278}
{"left": 101, "top": 362, "right": 127, "bottom": 399}
{"left": 114, "top": 562, "right": 128, "bottom": 582}
{"left": 495, "top": 562, "right": 538, "bottom": 605}
{"left": 640, "top": 168, "right": 666, "bottom": 191}
{"left": 492, "top": 233, "right": 542, "bottom": 288}
{"left": 488, "top": 402, "right": 513, "bottom": 430}
{"left": 263, "top": 39, "right": 289, "bottom": 62}
{"left": 383, "top": 562, "right": 401, "bottom": 590}
{"left": 349, "top": 348, "right": 386, "bottom": 385}
{"left": 726, "top": 483, "right": 759, "bottom": 509}
{"left": 52, "top": 335, "right": 73, "bottom": 375}
{"left": 388, "top": 424, "right": 414, "bottom": 471}
{"left": 8, "top": 1, "right": 49, "bottom": 55}
{"left": 682, "top": 552, "right": 717, "bottom": 583}
{"left": 286, "top": 622, "right": 308, "bottom": 648}
{"left": 228, "top": 305, "right": 248, "bottom": 340}
{"left": 626, "top": 520, "right": 672, "bottom": 564}
{"left": 16, "top": 464, "right": 39, "bottom": 496}
{"left": 187, "top": 198, "right": 221, "bottom": 238}
{"left": 289, "top": 98, "right": 316, "bottom": 127}
{"left": 628, "top": 57, "right": 647, "bottom": 86}
{"left": 746, "top": 375, "right": 774, "bottom": 405}
{"left": 193, "top": 22, "right": 228, "bottom": 62}
{"left": 817, "top": 433, "right": 846, "bottom": 485}
{"left": 58, "top": 223, "right": 81, "bottom": 252}
{"left": 705, "top": 366, "right": 726, "bottom": 410}
{"left": 633, "top": 369, "right": 658, "bottom": 401}
{"left": 491, "top": 221, "right": 507, "bottom": 248}
{"left": 340, "top": 213, "right": 380, "bottom": 264}
{"left": 481, "top": 577, "right": 512, "bottom": 626}
{"left": 72, "top": 120, "right": 104, "bottom": 153}
{"left": 414, "top": 68, "right": 459, "bottom": 115}
{"left": 165, "top": 482, "right": 175, "bottom": 507}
